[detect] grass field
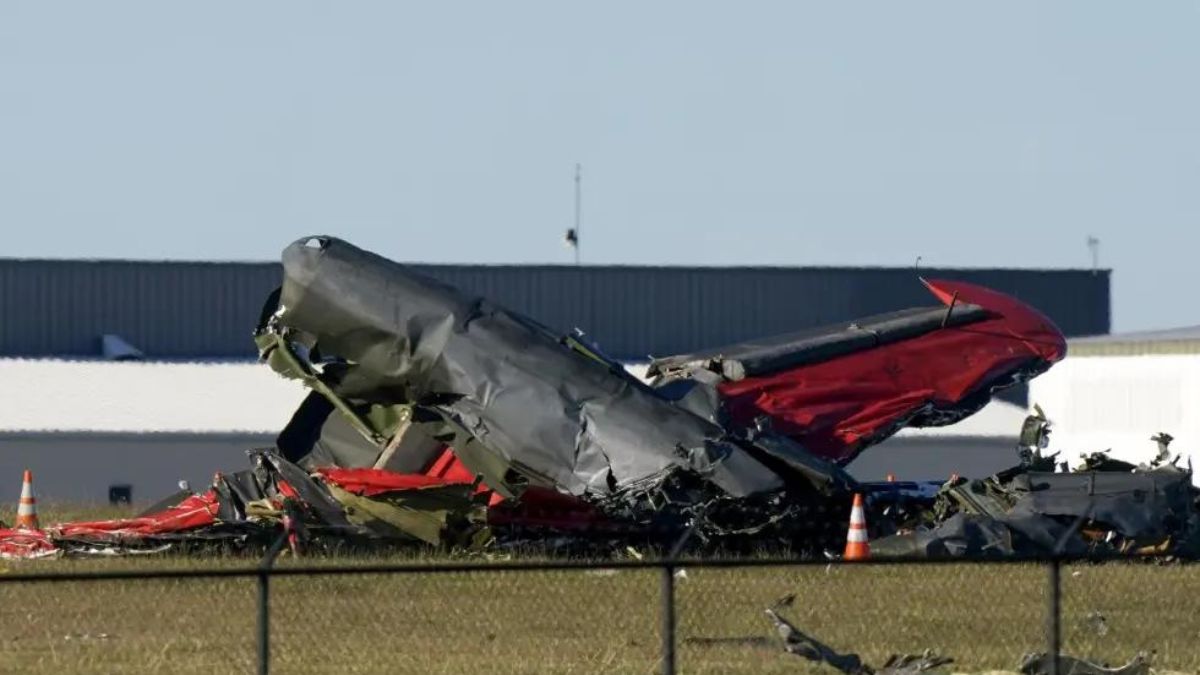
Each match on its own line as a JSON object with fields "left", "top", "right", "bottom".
{"left": 2, "top": 505, "right": 1199, "bottom": 674}
{"left": 0, "top": 501, "right": 138, "bottom": 527}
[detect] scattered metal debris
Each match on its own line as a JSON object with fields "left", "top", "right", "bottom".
{"left": 771, "top": 592, "right": 796, "bottom": 610}
{"left": 1084, "top": 610, "right": 1110, "bottom": 637}
{"left": 1019, "top": 651, "right": 1152, "bottom": 675}
{"left": 876, "top": 650, "right": 955, "bottom": 675}
{"left": 870, "top": 418, "right": 1200, "bottom": 559}
{"left": 763, "top": 607, "right": 868, "bottom": 674}
{"left": 763, "top": 602, "right": 952, "bottom": 675}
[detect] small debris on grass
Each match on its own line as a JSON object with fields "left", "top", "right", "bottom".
{"left": 1084, "top": 610, "right": 1109, "bottom": 637}
{"left": 1020, "top": 651, "right": 1151, "bottom": 675}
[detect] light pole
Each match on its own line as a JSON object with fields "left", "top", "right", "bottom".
{"left": 564, "top": 163, "right": 582, "bottom": 264}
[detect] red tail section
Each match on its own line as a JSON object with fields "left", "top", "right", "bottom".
{"left": 718, "top": 279, "right": 1066, "bottom": 464}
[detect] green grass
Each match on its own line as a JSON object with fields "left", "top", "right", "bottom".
{"left": 1, "top": 506, "right": 1197, "bottom": 673}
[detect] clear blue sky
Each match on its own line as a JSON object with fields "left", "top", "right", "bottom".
{"left": 1, "top": 2, "right": 1196, "bottom": 331}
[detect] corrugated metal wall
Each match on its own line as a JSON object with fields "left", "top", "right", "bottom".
{"left": 0, "top": 259, "right": 1110, "bottom": 360}
{"left": 0, "top": 260, "right": 281, "bottom": 358}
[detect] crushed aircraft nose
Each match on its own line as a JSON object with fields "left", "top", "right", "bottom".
{"left": 261, "top": 236, "right": 788, "bottom": 500}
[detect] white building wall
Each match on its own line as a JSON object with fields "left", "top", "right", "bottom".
{"left": 0, "top": 433, "right": 270, "bottom": 504}
{"left": 0, "top": 359, "right": 307, "bottom": 433}
{"left": 1028, "top": 354, "right": 1200, "bottom": 470}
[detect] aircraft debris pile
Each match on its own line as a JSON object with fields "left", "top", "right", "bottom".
{"left": 2, "top": 236, "right": 1069, "bottom": 558}
{"left": 870, "top": 418, "right": 1200, "bottom": 559}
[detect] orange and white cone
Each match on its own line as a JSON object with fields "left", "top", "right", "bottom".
{"left": 16, "top": 469, "right": 40, "bottom": 530}
{"left": 843, "top": 493, "right": 869, "bottom": 560}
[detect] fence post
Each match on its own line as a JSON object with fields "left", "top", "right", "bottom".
{"left": 661, "top": 564, "right": 677, "bottom": 675}
{"left": 1046, "top": 558, "right": 1061, "bottom": 675}
{"left": 258, "top": 531, "right": 289, "bottom": 675}
{"left": 258, "top": 570, "right": 270, "bottom": 675}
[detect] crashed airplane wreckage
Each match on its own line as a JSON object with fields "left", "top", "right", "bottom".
{"left": 1, "top": 236, "right": 1068, "bottom": 558}
{"left": 870, "top": 425, "right": 1200, "bottom": 559}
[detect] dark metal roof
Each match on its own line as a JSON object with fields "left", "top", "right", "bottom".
{"left": 0, "top": 258, "right": 1110, "bottom": 360}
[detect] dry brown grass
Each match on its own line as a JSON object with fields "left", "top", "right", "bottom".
{"left": 1, "top": 556, "right": 1197, "bottom": 674}
{"left": 0, "top": 501, "right": 138, "bottom": 528}
{"left": 1, "top": 506, "right": 1197, "bottom": 673}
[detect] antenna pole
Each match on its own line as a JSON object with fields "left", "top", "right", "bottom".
{"left": 1086, "top": 236, "right": 1100, "bottom": 275}
{"left": 574, "top": 163, "right": 582, "bottom": 265}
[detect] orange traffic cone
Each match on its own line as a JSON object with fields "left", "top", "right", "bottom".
{"left": 16, "top": 469, "right": 40, "bottom": 530}
{"left": 843, "top": 493, "right": 869, "bottom": 560}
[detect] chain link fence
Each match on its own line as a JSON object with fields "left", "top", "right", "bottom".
{"left": 2, "top": 552, "right": 1198, "bottom": 674}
